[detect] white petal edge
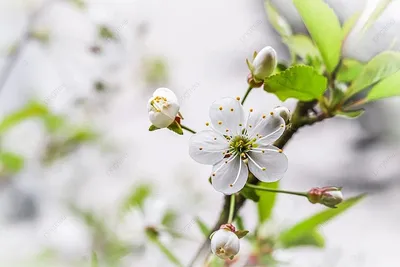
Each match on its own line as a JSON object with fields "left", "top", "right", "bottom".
{"left": 189, "top": 130, "right": 229, "bottom": 165}
{"left": 247, "top": 145, "right": 288, "bottom": 183}
{"left": 209, "top": 97, "right": 245, "bottom": 136}
{"left": 247, "top": 112, "right": 285, "bottom": 146}
{"left": 211, "top": 156, "right": 248, "bottom": 195}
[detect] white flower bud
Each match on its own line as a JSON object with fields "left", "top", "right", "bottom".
{"left": 210, "top": 229, "right": 240, "bottom": 260}
{"left": 252, "top": 46, "right": 277, "bottom": 81}
{"left": 273, "top": 106, "right": 291, "bottom": 124}
{"left": 147, "top": 88, "right": 180, "bottom": 128}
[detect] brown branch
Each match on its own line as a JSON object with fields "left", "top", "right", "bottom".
{"left": 187, "top": 101, "right": 330, "bottom": 267}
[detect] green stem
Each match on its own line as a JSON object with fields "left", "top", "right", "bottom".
{"left": 181, "top": 125, "right": 196, "bottom": 134}
{"left": 245, "top": 184, "right": 308, "bottom": 197}
{"left": 227, "top": 194, "right": 236, "bottom": 224}
{"left": 241, "top": 86, "right": 253, "bottom": 105}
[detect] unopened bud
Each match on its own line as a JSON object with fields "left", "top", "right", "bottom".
{"left": 273, "top": 106, "right": 291, "bottom": 124}
{"left": 247, "top": 73, "right": 264, "bottom": 88}
{"left": 248, "top": 46, "right": 277, "bottom": 82}
{"left": 210, "top": 224, "right": 240, "bottom": 260}
{"left": 308, "top": 187, "right": 343, "bottom": 208}
{"left": 147, "top": 88, "right": 180, "bottom": 128}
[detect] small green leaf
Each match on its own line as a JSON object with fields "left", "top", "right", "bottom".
{"left": 195, "top": 217, "right": 210, "bottom": 238}
{"left": 149, "top": 125, "right": 160, "bottom": 131}
{"left": 264, "top": 65, "right": 327, "bottom": 101}
{"left": 337, "top": 59, "right": 364, "bottom": 82}
{"left": 70, "top": 0, "right": 86, "bottom": 9}
{"left": 342, "top": 12, "right": 360, "bottom": 39}
{"left": 279, "top": 194, "right": 365, "bottom": 246}
{"left": 361, "top": 0, "right": 393, "bottom": 32}
{"left": 91, "top": 252, "right": 98, "bottom": 267}
{"left": 345, "top": 51, "right": 400, "bottom": 98}
{"left": 148, "top": 234, "right": 183, "bottom": 267}
{"left": 167, "top": 121, "right": 183, "bottom": 135}
{"left": 235, "top": 230, "right": 249, "bottom": 239}
{"left": 257, "top": 181, "right": 279, "bottom": 223}
{"left": 283, "top": 34, "right": 320, "bottom": 60}
{"left": 240, "top": 186, "right": 260, "bottom": 202}
{"left": 161, "top": 210, "right": 177, "bottom": 227}
{"left": 264, "top": 0, "right": 292, "bottom": 37}
{"left": 235, "top": 215, "right": 245, "bottom": 230}
{"left": 366, "top": 70, "right": 400, "bottom": 102}
{"left": 293, "top": 0, "right": 342, "bottom": 73}
{"left": 280, "top": 230, "right": 325, "bottom": 248}
{"left": 98, "top": 25, "right": 117, "bottom": 41}
{"left": 336, "top": 109, "right": 365, "bottom": 118}
{"left": 121, "top": 184, "right": 152, "bottom": 212}
{"left": 0, "top": 152, "right": 24, "bottom": 173}
{"left": 0, "top": 102, "right": 49, "bottom": 134}
{"left": 43, "top": 114, "right": 65, "bottom": 133}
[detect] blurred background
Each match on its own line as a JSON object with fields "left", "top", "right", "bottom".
{"left": 0, "top": 0, "right": 399, "bottom": 266}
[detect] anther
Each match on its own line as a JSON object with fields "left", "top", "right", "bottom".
{"left": 199, "top": 148, "right": 203, "bottom": 150}
{"left": 206, "top": 122, "right": 209, "bottom": 126}
{"left": 262, "top": 167, "right": 266, "bottom": 171}
{"left": 250, "top": 108, "right": 253, "bottom": 112}
{"left": 278, "top": 149, "right": 283, "bottom": 153}
{"left": 230, "top": 108, "right": 234, "bottom": 112}
{"left": 219, "top": 106, "right": 223, "bottom": 110}
{"left": 270, "top": 111, "right": 274, "bottom": 115}
{"left": 218, "top": 121, "right": 222, "bottom": 125}
{"left": 214, "top": 137, "right": 217, "bottom": 140}
{"left": 280, "top": 124, "right": 284, "bottom": 128}
{"left": 262, "top": 115, "right": 266, "bottom": 119}
{"left": 236, "top": 96, "right": 240, "bottom": 101}
{"left": 229, "top": 184, "right": 233, "bottom": 187}
{"left": 212, "top": 173, "right": 216, "bottom": 176}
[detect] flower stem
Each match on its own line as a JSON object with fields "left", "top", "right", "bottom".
{"left": 181, "top": 125, "right": 196, "bottom": 134}
{"left": 241, "top": 86, "right": 253, "bottom": 105}
{"left": 245, "top": 184, "right": 308, "bottom": 197}
{"left": 227, "top": 194, "right": 236, "bottom": 224}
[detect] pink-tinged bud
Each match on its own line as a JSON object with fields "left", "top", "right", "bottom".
{"left": 307, "top": 187, "right": 343, "bottom": 208}
{"left": 210, "top": 226, "right": 240, "bottom": 260}
{"left": 247, "top": 73, "right": 264, "bottom": 88}
{"left": 220, "top": 223, "right": 236, "bottom": 232}
{"left": 251, "top": 46, "right": 277, "bottom": 82}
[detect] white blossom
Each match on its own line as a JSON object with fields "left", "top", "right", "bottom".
{"left": 189, "top": 97, "right": 288, "bottom": 194}
{"left": 211, "top": 229, "right": 240, "bottom": 260}
{"left": 147, "top": 88, "right": 180, "bottom": 128}
{"left": 273, "top": 106, "right": 291, "bottom": 124}
{"left": 252, "top": 46, "right": 277, "bottom": 81}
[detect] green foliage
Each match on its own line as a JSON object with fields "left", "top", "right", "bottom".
{"left": 121, "top": 184, "right": 152, "bottom": 212}
{"left": 283, "top": 34, "right": 320, "bottom": 61}
{"left": 336, "top": 59, "right": 364, "bottom": 82}
{"left": 264, "top": 0, "right": 292, "bottom": 38}
{"left": 91, "top": 252, "right": 98, "bottom": 267}
{"left": 195, "top": 217, "right": 210, "bottom": 238}
{"left": 98, "top": 25, "right": 117, "bottom": 41}
{"left": 143, "top": 57, "right": 169, "bottom": 85}
{"left": 240, "top": 186, "right": 260, "bottom": 202}
{"left": 281, "top": 229, "right": 325, "bottom": 248}
{"left": 264, "top": 65, "right": 327, "bottom": 101}
{"left": 336, "top": 109, "right": 365, "bottom": 118}
{"left": 235, "top": 230, "right": 249, "bottom": 239}
{"left": 257, "top": 181, "right": 279, "bottom": 223}
{"left": 167, "top": 121, "right": 183, "bottom": 135}
{"left": 147, "top": 233, "right": 183, "bottom": 267}
{"left": 278, "top": 194, "right": 365, "bottom": 248}
{"left": 0, "top": 152, "right": 24, "bottom": 174}
{"left": 69, "top": 0, "right": 86, "bottom": 9}
{"left": 161, "top": 210, "right": 177, "bottom": 227}
{"left": 366, "top": 70, "right": 400, "bottom": 102}
{"left": 149, "top": 125, "right": 160, "bottom": 131}
{"left": 293, "top": 0, "right": 342, "bottom": 73}
{"left": 0, "top": 102, "right": 48, "bottom": 134}
{"left": 345, "top": 51, "right": 400, "bottom": 98}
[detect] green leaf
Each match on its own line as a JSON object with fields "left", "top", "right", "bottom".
{"left": 121, "top": 184, "right": 152, "bottom": 212}
{"left": 283, "top": 34, "right": 320, "bottom": 60}
{"left": 98, "top": 25, "right": 117, "bottom": 41}
{"left": 345, "top": 51, "right": 400, "bottom": 98}
{"left": 70, "top": 0, "right": 86, "bottom": 9}
{"left": 293, "top": 0, "right": 342, "bottom": 73}
{"left": 0, "top": 152, "right": 24, "bottom": 173}
{"left": 342, "top": 12, "right": 360, "bottom": 39}
{"left": 235, "top": 230, "right": 249, "bottom": 239}
{"left": 240, "top": 186, "right": 260, "bottom": 202}
{"left": 195, "top": 217, "right": 210, "bottom": 238}
{"left": 43, "top": 114, "right": 66, "bottom": 133}
{"left": 0, "top": 102, "right": 49, "bottom": 134}
{"left": 91, "top": 252, "right": 98, "bottom": 267}
{"left": 336, "top": 59, "right": 364, "bottom": 82}
{"left": 149, "top": 125, "right": 160, "bottom": 131}
{"left": 264, "top": 0, "right": 292, "bottom": 37}
{"left": 279, "top": 194, "right": 365, "bottom": 246}
{"left": 362, "top": 0, "right": 393, "bottom": 32}
{"left": 257, "top": 181, "right": 279, "bottom": 223}
{"left": 235, "top": 215, "right": 245, "bottom": 230}
{"left": 148, "top": 235, "right": 183, "bottom": 267}
{"left": 366, "top": 70, "right": 400, "bottom": 102}
{"left": 280, "top": 229, "right": 325, "bottom": 248}
{"left": 167, "top": 121, "right": 183, "bottom": 135}
{"left": 264, "top": 65, "right": 327, "bottom": 101}
{"left": 336, "top": 109, "right": 365, "bottom": 118}
{"left": 161, "top": 210, "right": 177, "bottom": 227}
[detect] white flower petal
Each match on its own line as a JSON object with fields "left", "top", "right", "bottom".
{"left": 147, "top": 88, "right": 180, "bottom": 128}
{"left": 189, "top": 130, "right": 229, "bottom": 165}
{"left": 153, "top": 87, "right": 179, "bottom": 104}
{"left": 247, "top": 145, "right": 288, "bottom": 182}
{"left": 247, "top": 112, "right": 285, "bottom": 145}
{"left": 211, "top": 156, "right": 248, "bottom": 195}
{"left": 209, "top": 98, "right": 245, "bottom": 135}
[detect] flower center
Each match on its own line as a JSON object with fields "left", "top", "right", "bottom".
{"left": 150, "top": 96, "right": 169, "bottom": 112}
{"left": 229, "top": 135, "right": 255, "bottom": 154}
